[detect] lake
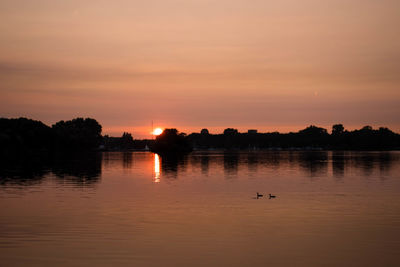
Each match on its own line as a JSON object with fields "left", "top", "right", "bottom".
{"left": 1, "top": 151, "right": 400, "bottom": 266}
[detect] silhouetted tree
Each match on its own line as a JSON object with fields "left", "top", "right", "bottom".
{"left": 121, "top": 132, "right": 134, "bottom": 148}
{"left": 295, "top": 125, "right": 329, "bottom": 148}
{"left": 0, "top": 117, "right": 54, "bottom": 156}
{"left": 201, "top": 128, "right": 209, "bottom": 135}
{"left": 52, "top": 118, "right": 102, "bottom": 151}
{"left": 151, "top": 128, "right": 192, "bottom": 154}
{"left": 332, "top": 124, "right": 344, "bottom": 135}
{"left": 361, "top": 125, "right": 373, "bottom": 131}
{"left": 298, "top": 125, "right": 328, "bottom": 135}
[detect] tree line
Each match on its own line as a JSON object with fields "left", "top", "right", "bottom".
{"left": 0, "top": 117, "right": 102, "bottom": 157}
{"left": 186, "top": 124, "right": 400, "bottom": 150}
{"left": 1, "top": 118, "right": 399, "bottom": 157}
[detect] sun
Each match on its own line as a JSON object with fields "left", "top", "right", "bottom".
{"left": 153, "top": 128, "right": 163, "bottom": 136}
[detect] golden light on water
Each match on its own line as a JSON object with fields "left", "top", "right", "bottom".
{"left": 152, "top": 128, "right": 163, "bottom": 136}
{"left": 154, "top": 154, "right": 160, "bottom": 183}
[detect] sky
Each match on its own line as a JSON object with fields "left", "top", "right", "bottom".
{"left": 1, "top": 0, "right": 399, "bottom": 138}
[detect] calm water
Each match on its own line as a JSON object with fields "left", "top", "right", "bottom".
{"left": 1, "top": 151, "right": 400, "bottom": 266}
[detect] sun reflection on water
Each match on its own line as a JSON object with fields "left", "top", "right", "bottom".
{"left": 154, "top": 153, "right": 160, "bottom": 183}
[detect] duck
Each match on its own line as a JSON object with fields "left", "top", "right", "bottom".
{"left": 269, "top": 194, "right": 276, "bottom": 199}
{"left": 256, "top": 192, "right": 263, "bottom": 199}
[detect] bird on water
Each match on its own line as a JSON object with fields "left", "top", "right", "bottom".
{"left": 256, "top": 192, "right": 263, "bottom": 199}
{"left": 269, "top": 194, "right": 276, "bottom": 199}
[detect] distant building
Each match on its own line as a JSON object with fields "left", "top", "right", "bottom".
{"left": 248, "top": 129, "right": 258, "bottom": 134}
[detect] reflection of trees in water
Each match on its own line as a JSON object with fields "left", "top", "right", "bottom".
{"left": 2, "top": 151, "right": 398, "bottom": 187}
{"left": 0, "top": 153, "right": 102, "bottom": 187}
{"left": 102, "top": 152, "right": 132, "bottom": 170}
{"left": 200, "top": 155, "right": 210, "bottom": 175}
{"left": 377, "top": 152, "right": 393, "bottom": 176}
{"left": 187, "top": 153, "right": 210, "bottom": 175}
{"left": 350, "top": 152, "right": 395, "bottom": 177}
{"left": 224, "top": 152, "right": 239, "bottom": 176}
{"left": 332, "top": 151, "right": 346, "bottom": 178}
{"left": 353, "top": 153, "right": 374, "bottom": 176}
{"left": 247, "top": 152, "right": 258, "bottom": 173}
{"left": 123, "top": 152, "right": 133, "bottom": 169}
{"left": 331, "top": 151, "right": 396, "bottom": 178}
{"left": 159, "top": 154, "right": 187, "bottom": 179}
{"left": 298, "top": 151, "right": 328, "bottom": 177}
{"left": 288, "top": 151, "right": 299, "bottom": 169}
{"left": 0, "top": 156, "right": 52, "bottom": 186}
{"left": 259, "top": 152, "right": 282, "bottom": 169}
{"left": 158, "top": 151, "right": 398, "bottom": 180}
{"left": 52, "top": 153, "right": 102, "bottom": 186}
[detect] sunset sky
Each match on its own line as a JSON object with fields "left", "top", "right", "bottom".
{"left": 1, "top": 0, "right": 399, "bottom": 138}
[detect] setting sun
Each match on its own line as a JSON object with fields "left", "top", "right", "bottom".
{"left": 153, "top": 128, "right": 163, "bottom": 136}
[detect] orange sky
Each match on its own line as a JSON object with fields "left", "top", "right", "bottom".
{"left": 1, "top": 0, "right": 399, "bottom": 138}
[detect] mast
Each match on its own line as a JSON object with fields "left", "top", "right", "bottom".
{"left": 151, "top": 120, "right": 154, "bottom": 140}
